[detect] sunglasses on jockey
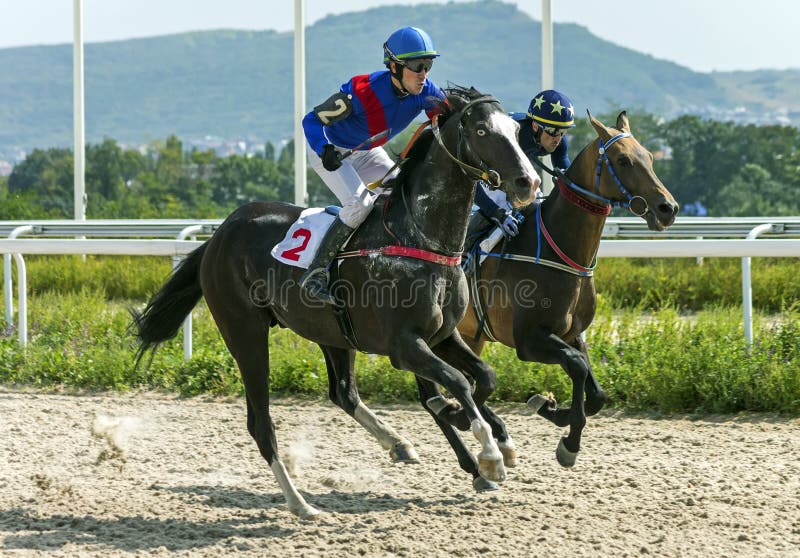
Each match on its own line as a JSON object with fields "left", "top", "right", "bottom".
{"left": 540, "top": 126, "right": 566, "bottom": 138}
{"left": 399, "top": 58, "right": 434, "bottom": 73}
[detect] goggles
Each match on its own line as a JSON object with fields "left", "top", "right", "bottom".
{"left": 401, "top": 58, "right": 434, "bottom": 73}
{"left": 541, "top": 126, "right": 566, "bottom": 138}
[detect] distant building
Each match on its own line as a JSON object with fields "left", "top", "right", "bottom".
{"left": 0, "top": 160, "right": 12, "bottom": 177}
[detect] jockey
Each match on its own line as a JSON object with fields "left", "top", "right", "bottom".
{"left": 474, "top": 89, "right": 575, "bottom": 237}
{"left": 300, "top": 26, "right": 445, "bottom": 304}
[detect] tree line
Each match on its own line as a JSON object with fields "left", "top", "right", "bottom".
{"left": 2, "top": 111, "right": 799, "bottom": 220}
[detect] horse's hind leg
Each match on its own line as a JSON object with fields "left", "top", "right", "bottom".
{"left": 211, "top": 305, "right": 319, "bottom": 519}
{"left": 320, "top": 345, "right": 418, "bottom": 463}
{"left": 390, "top": 333, "right": 505, "bottom": 484}
{"left": 431, "top": 332, "right": 517, "bottom": 467}
{"left": 416, "top": 377, "right": 499, "bottom": 492}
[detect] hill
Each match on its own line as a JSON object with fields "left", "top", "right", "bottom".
{"left": 1, "top": 0, "right": 798, "bottom": 160}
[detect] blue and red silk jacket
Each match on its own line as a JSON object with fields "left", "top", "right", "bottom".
{"left": 303, "top": 70, "right": 445, "bottom": 156}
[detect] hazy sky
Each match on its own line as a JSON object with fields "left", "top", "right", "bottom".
{"left": 1, "top": 0, "right": 797, "bottom": 73}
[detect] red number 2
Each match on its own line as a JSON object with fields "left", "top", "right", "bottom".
{"left": 279, "top": 228, "right": 312, "bottom": 261}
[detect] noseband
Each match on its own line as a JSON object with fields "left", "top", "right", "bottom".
{"left": 430, "top": 95, "right": 503, "bottom": 189}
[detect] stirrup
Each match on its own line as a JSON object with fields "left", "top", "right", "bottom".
{"left": 300, "top": 268, "right": 335, "bottom": 304}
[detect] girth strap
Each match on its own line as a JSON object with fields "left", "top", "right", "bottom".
{"left": 329, "top": 260, "right": 362, "bottom": 352}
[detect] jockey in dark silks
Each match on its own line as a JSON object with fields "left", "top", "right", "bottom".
{"left": 473, "top": 89, "right": 576, "bottom": 237}
{"left": 300, "top": 26, "right": 446, "bottom": 304}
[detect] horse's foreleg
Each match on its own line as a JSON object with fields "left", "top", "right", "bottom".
{"left": 519, "top": 330, "right": 587, "bottom": 468}
{"left": 572, "top": 336, "right": 608, "bottom": 416}
{"left": 432, "top": 333, "right": 516, "bottom": 467}
{"left": 391, "top": 335, "right": 505, "bottom": 484}
{"left": 320, "top": 345, "right": 418, "bottom": 463}
{"left": 416, "top": 378, "right": 499, "bottom": 492}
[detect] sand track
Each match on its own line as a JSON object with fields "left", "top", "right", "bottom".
{"left": 1, "top": 390, "right": 798, "bottom": 557}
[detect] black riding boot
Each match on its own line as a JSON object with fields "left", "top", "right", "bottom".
{"left": 299, "top": 217, "right": 354, "bottom": 304}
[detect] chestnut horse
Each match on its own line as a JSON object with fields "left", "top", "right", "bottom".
{"left": 454, "top": 111, "right": 678, "bottom": 466}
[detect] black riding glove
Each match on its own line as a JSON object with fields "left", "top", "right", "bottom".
{"left": 321, "top": 144, "right": 342, "bottom": 172}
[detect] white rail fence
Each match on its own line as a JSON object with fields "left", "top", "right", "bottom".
{"left": 1, "top": 218, "right": 799, "bottom": 356}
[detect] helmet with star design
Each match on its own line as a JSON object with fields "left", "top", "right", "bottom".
{"left": 527, "top": 89, "right": 576, "bottom": 129}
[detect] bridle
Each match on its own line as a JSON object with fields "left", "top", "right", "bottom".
{"left": 534, "top": 132, "right": 650, "bottom": 217}
{"left": 430, "top": 95, "right": 504, "bottom": 189}
{"left": 390, "top": 93, "right": 509, "bottom": 255}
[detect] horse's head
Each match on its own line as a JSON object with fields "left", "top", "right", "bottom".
{"left": 438, "top": 86, "right": 541, "bottom": 208}
{"left": 578, "top": 111, "right": 678, "bottom": 231}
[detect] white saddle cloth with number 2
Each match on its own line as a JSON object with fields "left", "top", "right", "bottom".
{"left": 270, "top": 207, "right": 337, "bottom": 269}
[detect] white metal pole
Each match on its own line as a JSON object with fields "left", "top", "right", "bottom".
{"left": 175, "top": 225, "right": 204, "bottom": 360}
{"left": 5, "top": 225, "right": 33, "bottom": 326}
{"left": 293, "top": 0, "right": 307, "bottom": 206}
{"left": 742, "top": 224, "right": 775, "bottom": 346}
{"left": 541, "top": 0, "right": 554, "bottom": 91}
{"left": 73, "top": 0, "right": 86, "bottom": 221}
{"left": 540, "top": 0, "right": 554, "bottom": 194}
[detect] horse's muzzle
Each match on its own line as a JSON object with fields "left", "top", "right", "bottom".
{"left": 645, "top": 199, "right": 679, "bottom": 231}
{"left": 507, "top": 174, "right": 541, "bottom": 208}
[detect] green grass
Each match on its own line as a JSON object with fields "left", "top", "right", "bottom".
{"left": 8, "top": 255, "right": 799, "bottom": 312}
{"left": 0, "top": 288, "right": 797, "bottom": 414}
{"left": 0, "top": 256, "right": 797, "bottom": 414}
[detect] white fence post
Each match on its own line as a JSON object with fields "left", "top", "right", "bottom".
{"left": 175, "top": 225, "right": 204, "bottom": 360}
{"left": 4, "top": 225, "right": 34, "bottom": 327}
{"left": 742, "top": 224, "right": 776, "bottom": 346}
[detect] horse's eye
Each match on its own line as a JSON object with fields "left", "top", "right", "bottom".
{"left": 618, "top": 155, "right": 633, "bottom": 167}
{"left": 476, "top": 129, "right": 486, "bottom": 137}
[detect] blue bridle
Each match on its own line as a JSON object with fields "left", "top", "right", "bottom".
{"left": 553, "top": 132, "right": 649, "bottom": 217}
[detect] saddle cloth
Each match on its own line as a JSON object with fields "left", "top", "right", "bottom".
{"left": 270, "top": 207, "right": 337, "bottom": 269}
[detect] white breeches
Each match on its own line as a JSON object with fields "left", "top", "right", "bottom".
{"left": 306, "top": 143, "right": 399, "bottom": 229}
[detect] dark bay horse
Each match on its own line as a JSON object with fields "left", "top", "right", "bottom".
{"left": 132, "top": 87, "right": 540, "bottom": 518}
{"left": 455, "top": 111, "right": 678, "bottom": 467}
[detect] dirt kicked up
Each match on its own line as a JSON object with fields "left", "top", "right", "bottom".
{"left": 0, "top": 390, "right": 798, "bottom": 557}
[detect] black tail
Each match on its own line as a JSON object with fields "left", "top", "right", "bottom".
{"left": 131, "top": 242, "right": 207, "bottom": 364}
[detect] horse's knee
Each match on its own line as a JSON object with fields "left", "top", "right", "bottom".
{"left": 585, "top": 389, "right": 607, "bottom": 416}
{"left": 476, "top": 365, "right": 497, "bottom": 393}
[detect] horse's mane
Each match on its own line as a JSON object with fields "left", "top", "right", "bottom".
{"left": 394, "top": 85, "right": 488, "bottom": 185}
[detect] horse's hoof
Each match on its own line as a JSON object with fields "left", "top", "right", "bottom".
{"left": 498, "top": 441, "right": 517, "bottom": 468}
{"left": 291, "top": 504, "right": 322, "bottom": 520}
{"left": 473, "top": 476, "right": 501, "bottom": 492}
{"left": 556, "top": 437, "right": 579, "bottom": 468}
{"left": 478, "top": 455, "right": 507, "bottom": 483}
{"left": 389, "top": 442, "right": 420, "bottom": 464}
{"left": 527, "top": 394, "right": 548, "bottom": 412}
{"left": 426, "top": 395, "right": 460, "bottom": 416}
{"left": 527, "top": 393, "right": 556, "bottom": 413}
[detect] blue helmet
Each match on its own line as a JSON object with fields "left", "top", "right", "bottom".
{"left": 383, "top": 26, "right": 439, "bottom": 66}
{"left": 527, "top": 89, "right": 576, "bottom": 128}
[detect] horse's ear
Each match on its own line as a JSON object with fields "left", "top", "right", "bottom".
{"left": 616, "top": 111, "right": 631, "bottom": 134}
{"left": 587, "top": 109, "right": 613, "bottom": 143}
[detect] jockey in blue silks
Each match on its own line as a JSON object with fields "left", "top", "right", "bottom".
{"left": 300, "top": 26, "right": 446, "bottom": 304}
{"left": 473, "top": 89, "right": 576, "bottom": 237}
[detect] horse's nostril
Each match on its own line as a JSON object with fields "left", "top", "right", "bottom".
{"left": 658, "top": 202, "right": 677, "bottom": 217}
{"left": 516, "top": 175, "right": 540, "bottom": 193}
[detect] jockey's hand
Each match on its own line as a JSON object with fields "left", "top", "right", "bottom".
{"left": 321, "top": 144, "right": 342, "bottom": 172}
{"left": 491, "top": 208, "right": 520, "bottom": 237}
